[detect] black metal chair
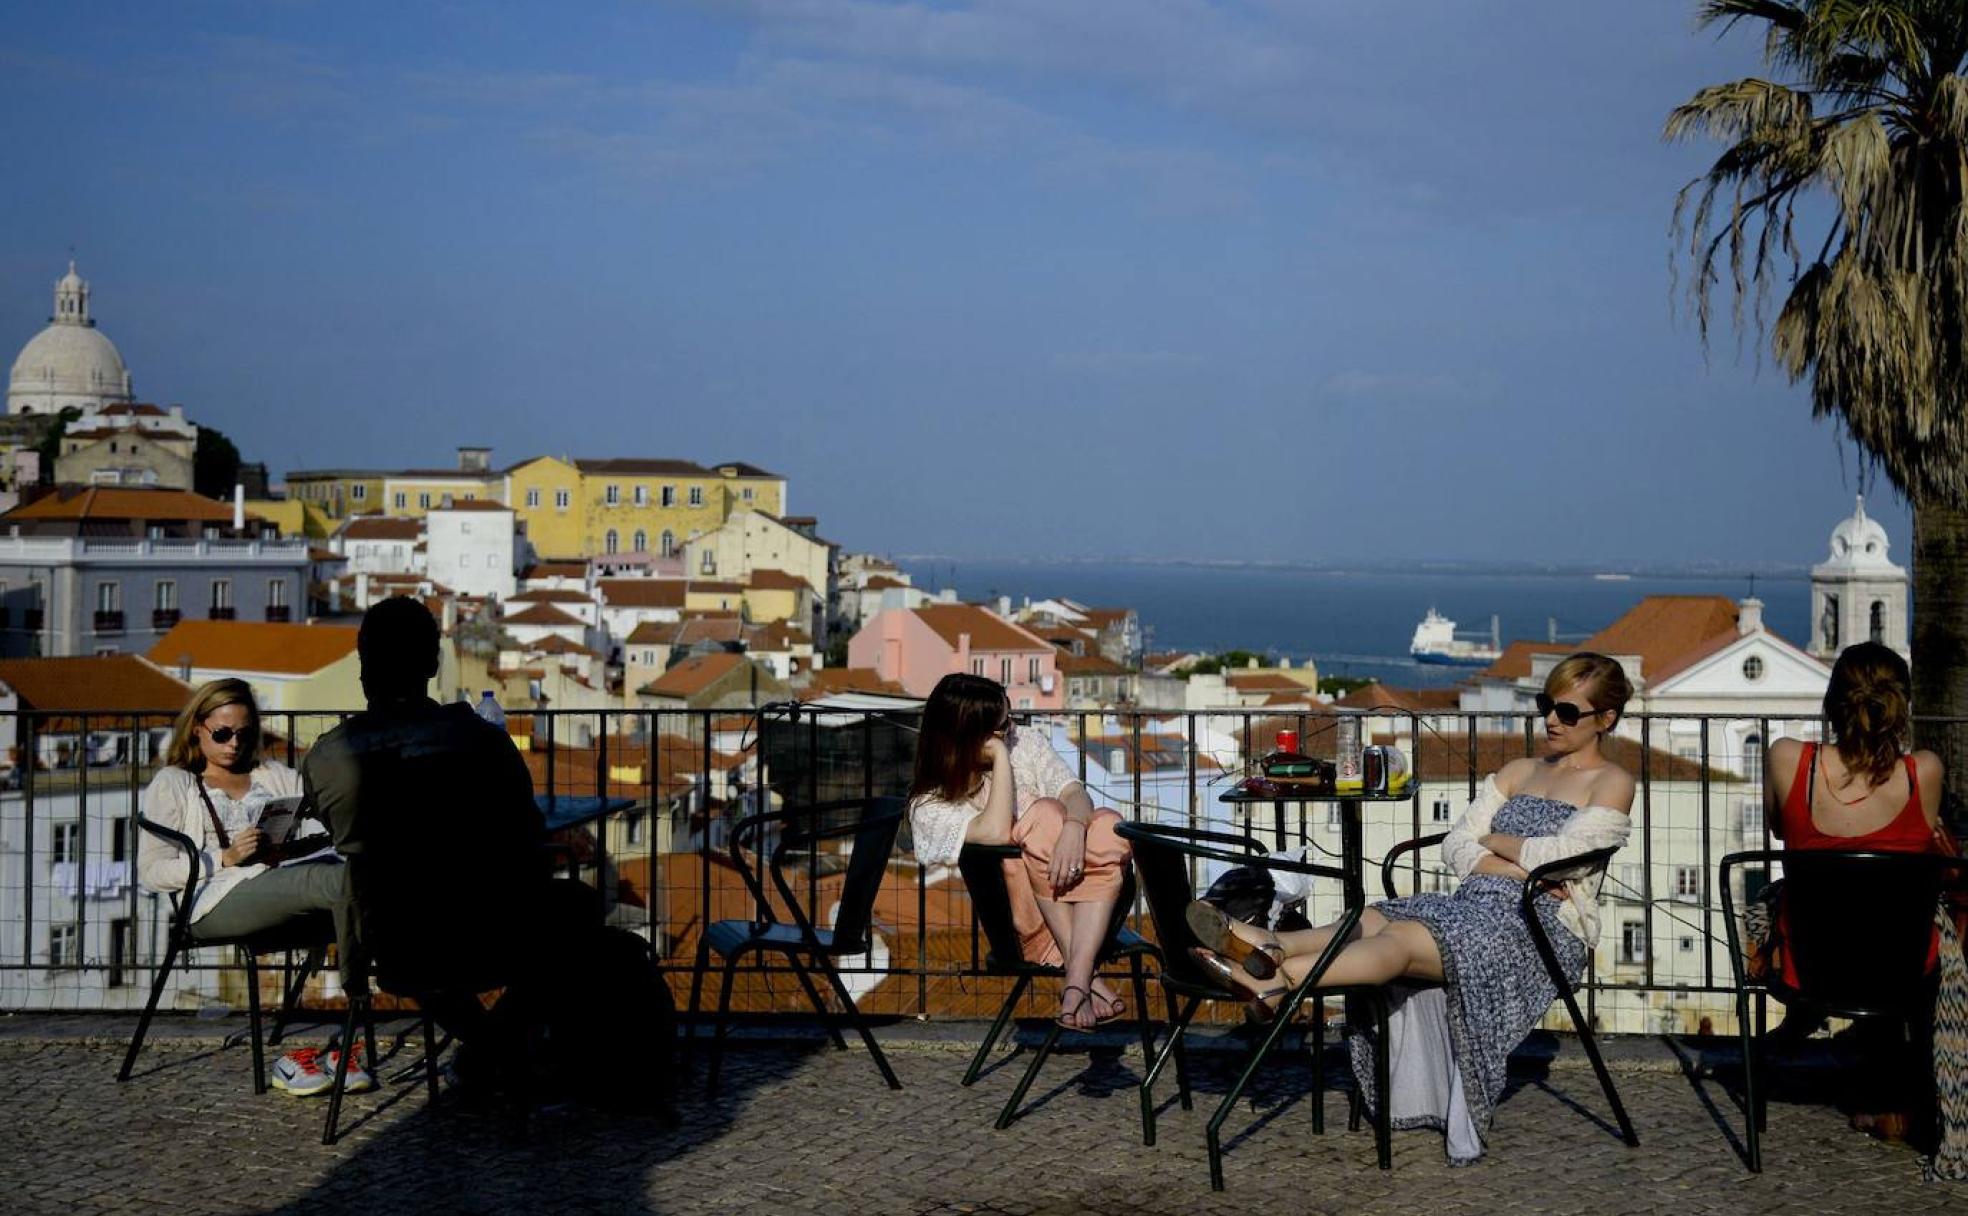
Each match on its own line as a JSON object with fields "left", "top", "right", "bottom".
{"left": 118, "top": 817, "right": 335, "bottom": 1094}
{"left": 1380, "top": 831, "right": 1639, "bottom": 1150}
{"left": 1719, "top": 848, "right": 1963, "bottom": 1171}
{"left": 687, "top": 796, "right": 908, "bottom": 1096}
{"left": 954, "top": 841, "right": 1163, "bottom": 1129}
{"left": 1118, "top": 820, "right": 1392, "bottom": 1191}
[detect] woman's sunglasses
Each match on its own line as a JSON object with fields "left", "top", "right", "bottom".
{"left": 1534, "top": 693, "right": 1601, "bottom": 727}
{"left": 203, "top": 725, "right": 256, "bottom": 745}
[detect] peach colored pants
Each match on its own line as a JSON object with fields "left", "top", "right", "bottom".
{"left": 1005, "top": 798, "right": 1132, "bottom": 966}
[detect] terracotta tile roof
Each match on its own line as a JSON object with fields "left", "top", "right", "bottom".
{"left": 307, "top": 547, "right": 345, "bottom": 562}
{"left": 1083, "top": 607, "right": 1132, "bottom": 627}
{"left": 2, "top": 486, "right": 236, "bottom": 523}
{"left": 1262, "top": 691, "right": 1315, "bottom": 705}
{"left": 1581, "top": 596, "right": 1741, "bottom": 684}
{"left": 1332, "top": 682, "right": 1463, "bottom": 713}
{"left": 598, "top": 579, "right": 686, "bottom": 609}
{"left": 690, "top": 580, "right": 745, "bottom": 595}
{"left": 99, "top": 403, "right": 168, "bottom": 417}
{"left": 509, "top": 588, "right": 593, "bottom": 605}
{"left": 338, "top": 516, "right": 423, "bottom": 541}
{"left": 64, "top": 427, "right": 183, "bottom": 444}
{"left": 678, "top": 617, "right": 744, "bottom": 646}
{"left": 625, "top": 621, "right": 675, "bottom": 646}
{"left": 1478, "top": 641, "right": 1568, "bottom": 681}
{"left": 711, "top": 461, "right": 779, "bottom": 478}
{"left": 148, "top": 621, "right": 360, "bottom": 676}
{"left": 428, "top": 499, "right": 510, "bottom": 512}
{"left": 523, "top": 634, "right": 601, "bottom": 658}
{"left": 744, "top": 619, "right": 810, "bottom": 650}
{"left": 745, "top": 569, "right": 809, "bottom": 592}
{"left": 862, "top": 575, "right": 908, "bottom": 591}
{"left": 519, "top": 562, "right": 587, "bottom": 580}
{"left": 1056, "top": 652, "right": 1129, "bottom": 676}
{"left": 912, "top": 604, "right": 1050, "bottom": 654}
{"left": 642, "top": 652, "right": 747, "bottom": 698}
{"left": 503, "top": 602, "right": 585, "bottom": 627}
{"left": 0, "top": 655, "right": 191, "bottom": 717}
{"left": 801, "top": 667, "right": 911, "bottom": 698}
{"left": 1225, "top": 671, "right": 1306, "bottom": 692}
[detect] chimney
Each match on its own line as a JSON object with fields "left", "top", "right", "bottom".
{"left": 1738, "top": 597, "right": 1764, "bottom": 636}
{"left": 232, "top": 485, "right": 245, "bottom": 532}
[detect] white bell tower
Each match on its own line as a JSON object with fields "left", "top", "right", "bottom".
{"left": 1809, "top": 495, "right": 1908, "bottom": 660}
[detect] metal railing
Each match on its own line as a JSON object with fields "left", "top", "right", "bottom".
{"left": 1, "top": 704, "right": 1957, "bottom": 1034}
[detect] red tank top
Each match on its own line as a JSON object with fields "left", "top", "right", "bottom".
{"left": 1776, "top": 743, "right": 1939, "bottom": 987}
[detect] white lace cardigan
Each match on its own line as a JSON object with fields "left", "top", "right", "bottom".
{"left": 1437, "top": 774, "right": 1632, "bottom": 948}
{"left": 909, "top": 729, "right": 1085, "bottom": 866}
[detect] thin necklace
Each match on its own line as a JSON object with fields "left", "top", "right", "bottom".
{"left": 1818, "top": 747, "right": 1878, "bottom": 807}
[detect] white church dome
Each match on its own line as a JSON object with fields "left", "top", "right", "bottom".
{"left": 1818, "top": 495, "right": 1901, "bottom": 574}
{"left": 7, "top": 260, "right": 134, "bottom": 416}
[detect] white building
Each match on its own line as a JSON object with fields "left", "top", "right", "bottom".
{"left": 1809, "top": 495, "right": 1909, "bottom": 661}
{"left": 8, "top": 261, "right": 135, "bottom": 417}
{"left": 425, "top": 501, "right": 516, "bottom": 601}
{"left": 331, "top": 515, "right": 422, "bottom": 575}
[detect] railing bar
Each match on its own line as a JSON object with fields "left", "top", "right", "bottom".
{"left": 75, "top": 712, "right": 87, "bottom": 970}
{"left": 1699, "top": 718, "right": 1713, "bottom": 991}
{"left": 1641, "top": 715, "right": 1655, "bottom": 990}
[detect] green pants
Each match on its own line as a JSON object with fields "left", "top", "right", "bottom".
{"left": 192, "top": 860, "right": 355, "bottom": 984}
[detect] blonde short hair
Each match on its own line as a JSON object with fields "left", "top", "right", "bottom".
{"left": 1544, "top": 652, "right": 1633, "bottom": 729}
{"left": 166, "top": 679, "right": 262, "bottom": 772}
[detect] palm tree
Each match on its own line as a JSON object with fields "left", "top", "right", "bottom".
{"left": 1668, "top": 1, "right": 1968, "bottom": 817}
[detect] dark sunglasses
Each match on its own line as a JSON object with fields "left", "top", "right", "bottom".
{"left": 1534, "top": 693, "right": 1601, "bottom": 727}
{"left": 203, "top": 725, "right": 256, "bottom": 745}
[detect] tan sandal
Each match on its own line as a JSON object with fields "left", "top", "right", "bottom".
{"left": 1186, "top": 900, "right": 1285, "bottom": 980}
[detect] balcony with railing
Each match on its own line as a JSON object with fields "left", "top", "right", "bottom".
{"left": 90, "top": 610, "right": 123, "bottom": 635}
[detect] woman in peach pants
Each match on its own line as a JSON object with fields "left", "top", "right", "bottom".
{"left": 909, "top": 673, "right": 1132, "bottom": 1030}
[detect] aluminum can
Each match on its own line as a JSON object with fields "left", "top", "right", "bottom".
{"left": 1335, "top": 714, "right": 1361, "bottom": 784}
{"left": 1277, "top": 729, "right": 1299, "bottom": 755}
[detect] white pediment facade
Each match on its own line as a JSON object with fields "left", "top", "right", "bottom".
{"left": 1645, "top": 630, "right": 1829, "bottom": 715}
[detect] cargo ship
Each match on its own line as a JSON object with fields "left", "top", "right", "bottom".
{"left": 1409, "top": 608, "right": 1502, "bottom": 666}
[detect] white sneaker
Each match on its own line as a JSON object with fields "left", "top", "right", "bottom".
{"left": 327, "top": 1049, "right": 376, "bottom": 1094}
{"left": 269, "top": 1047, "right": 375, "bottom": 1096}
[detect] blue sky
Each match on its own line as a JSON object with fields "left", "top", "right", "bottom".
{"left": 0, "top": 1, "right": 1912, "bottom": 566}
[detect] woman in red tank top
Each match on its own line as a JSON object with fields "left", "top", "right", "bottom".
{"left": 1761, "top": 641, "right": 1947, "bottom": 1142}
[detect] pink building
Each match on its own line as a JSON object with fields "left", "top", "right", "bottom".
{"left": 847, "top": 603, "right": 1064, "bottom": 710}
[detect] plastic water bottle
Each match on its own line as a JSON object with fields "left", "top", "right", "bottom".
{"left": 474, "top": 689, "right": 506, "bottom": 728}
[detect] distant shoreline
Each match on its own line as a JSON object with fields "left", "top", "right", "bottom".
{"left": 888, "top": 554, "right": 1811, "bottom": 582}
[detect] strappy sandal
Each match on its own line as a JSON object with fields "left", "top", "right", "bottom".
{"left": 1189, "top": 947, "right": 1287, "bottom": 1023}
{"left": 1090, "top": 989, "right": 1127, "bottom": 1025}
{"left": 1057, "top": 986, "right": 1097, "bottom": 1032}
{"left": 1185, "top": 899, "right": 1286, "bottom": 981}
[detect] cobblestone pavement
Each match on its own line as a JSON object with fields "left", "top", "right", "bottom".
{"left": 2, "top": 1020, "right": 1964, "bottom": 1216}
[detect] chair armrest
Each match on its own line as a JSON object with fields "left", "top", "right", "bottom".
{"left": 1382, "top": 832, "right": 1448, "bottom": 900}
{"left": 1517, "top": 845, "right": 1621, "bottom": 917}
{"left": 135, "top": 817, "right": 197, "bottom": 935}
{"left": 958, "top": 842, "right": 1023, "bottom": 861}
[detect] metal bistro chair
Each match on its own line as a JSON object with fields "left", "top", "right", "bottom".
{"left": 1719, "top": 848, "right": 1964, "bottom": 1171}
{"left": 1118, "top": 820, "right": 1392, "bottom": 1192}
{"left": 118, "top": 817, "right": 335, "bottom": 1094}
{"left": 1380, "top": 832, "right": 1638, "bottom": 1150}
{"left": 687, "top": 796, "right": 907, "bottom": 1096}
{"left": 955, "top": 841, "right": 1163, "bottom": 1130}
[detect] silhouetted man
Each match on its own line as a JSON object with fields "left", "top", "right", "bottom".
{"left": 303, "top": 596, "right": 544, "bottom": 1023}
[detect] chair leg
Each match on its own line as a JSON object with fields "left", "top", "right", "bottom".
{"left": 816, "top": 956, "right": 901, "bottom": 1091}
{"left": 118, "top": 934, "right": 183, "bottom": 1082}
{"left": 1737, "top": 986, "right": 1762, "bottom": 1172}
{"left": 1168, "top": 987, "right": 1194, "bottom": 1111}
{"left": 322, "top": 993, "right": 363, "bottom": 1146}
{"left": 1311, "top": 995, "right": 1326, "bottom": 1135}
{"left": 1556, "top": 982, "right": 1638, "bottom": 1147}
{"left": 244, "top": 950, "right": 267, "bottom": 1095}
{"left": 1128, "top": 955, "right": 1156, "bottom": 1075}
{"left": 422, "top": 1014, "right": 441, "bottom": 1102}
{"left": 267, "top": 944, "right": 324, "bottom": 1050}
{"left": 706, "top": 951, "right": 739, "bottom": 1099}
{"left": 1207, "top": 988, "right": 1311, "bottom": 1191}
{"left": 996, "top": 1017, "right": 1064, "bottom": 1130}
{"left": 963, "top": 976, "right": 1028, "bottom": 1087}
{"left": 786, "top": 955, "right": 850, "bottom": 1051}
{"left": 1139, "top": 992, "right": 1201, "bottom": 1147}
{"left": 1372, "top": 995, "right": 1391, "bottom": 1170}
{"left": 685, "top": 938, "right": 711, "bottom": 1061}
{"left": 363, "top": 1002, "right": 379, "bottom": 1076}
{"left": 1754, "top": 991, "right": 1769, "bottom": 1134}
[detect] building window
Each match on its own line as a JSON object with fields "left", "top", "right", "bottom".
{"left": 700, "top": 551, "right": 716, "bottom": 574}
{"left": 96, "top": 582, "right": 120, "bottom": 614}
{"left": 269, "top": 580, "right": 288, "bottom": 608}
{"left": 109, "top": 918, "right": 135, "bottom": 987}
{"left": 606, "top": 485, "right": 620, "bottom": 506}
{"left": 971, "top": 658, "right": 985, "bottom": 677}
{"left": 1820, "top": 595, "right": 1840, "bottom": 652}
{"left": 1325, "top": 805, "right": 1343, "bottom": 831}
{"left": 555, "top": 489, "right": 570, "bottom": 510}
{"left": 212, "top": 580, "right": 233, "bottom": 612}
{"left": 625, "top": 814, "right": 644, "bottom": 846}
{"left": 1871, "top": 600, "right": 1886, "bottom": 644}
{"left": 48, "top": 924, "right": 78, "bottom": 968}
{"left": 351, "top": 485, "right": 367, "bottom": 501}
{"left": 1028, "top": 657, "right": 1041, "bottom": 682}
{"left": 1673, "top": 866, "right": 1701, "bottom": 902}
{"left": 52, "top": 821, "right": 81, "bottom": 864}
{"left": 634, "top": 486, "right": 648, "bottom": 507}
{"left": 633, "top": 530, "right": 646, "bottom": 554}
{"left": 1619, "top": 921, "right": 1646, "bottom": 964}
{"left": 1431, "top": 798, "right": 1452, "bottom": 823}
{"left": 525, "top": 488, "right": 541, "bottom": 508}
{"left": 661, "top": 486, "right": 676, "bottom": 508}
{"left": 605, "top": 530, "right": 619, "bottom": 555}
{"left": 688, "top": 486, "right": 704, "bottom": 507}
{"left": 418, "top": 493, "right": 431, "bottom": 509}
{"left": 155, "top": 581, "right": 176, "bottom": 612}
{"left": 1678, "top": 935, "right": 1696, "bottom": 955}
{"left": 660, "top": 531, "right": 675, "bottom": 558}
{"left": 394, "top": 492, "right": 407, "bottom": 509}
{"left": 742, "top": 487, "right": 754, "bottom": 501}
{"left": 999, "top": 657, "right": 1012, "bottom": 685}
{"left": 1743, "top": 733, "right": 1763, "bottom": 785}
{"left": 1741, "top": 655, "right": 1763, "bottom": 681}
{"left": 112, "top": 818, "right": 130, "bottom": 862}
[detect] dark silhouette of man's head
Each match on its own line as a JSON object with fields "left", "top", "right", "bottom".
{"left": 358, "top": 596, "right": 441, "bottom": 705}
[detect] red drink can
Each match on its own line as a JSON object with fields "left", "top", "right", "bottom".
{"left": 1277, "top": 730, "right": 1299, "bottom": 755}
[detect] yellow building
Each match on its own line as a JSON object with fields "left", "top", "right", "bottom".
{"left": 147, "top": 620, "right": 365, "bottom": 746}
{"left": 380, "top": 469, "right": 499, "bottom": 517}
{"left": 502, "top": 457, "right": 786, "bottom": 561}
{"left": 246, "top": 498, "right": 334, "bottom": 540}
{"left": 284, "top": 470, "right": 385, "bottom": 520}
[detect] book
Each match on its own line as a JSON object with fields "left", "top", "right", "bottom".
{"left": 254, "top": 796, "right": 306, "bottom": 845}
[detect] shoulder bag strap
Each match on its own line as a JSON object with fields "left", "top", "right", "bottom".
{"left": 193, "top": 775, "right": 231, "bottom": 851}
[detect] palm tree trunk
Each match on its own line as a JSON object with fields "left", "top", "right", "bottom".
{"left": 1912, "top": 498, "right": 1968, "bottom": 828}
